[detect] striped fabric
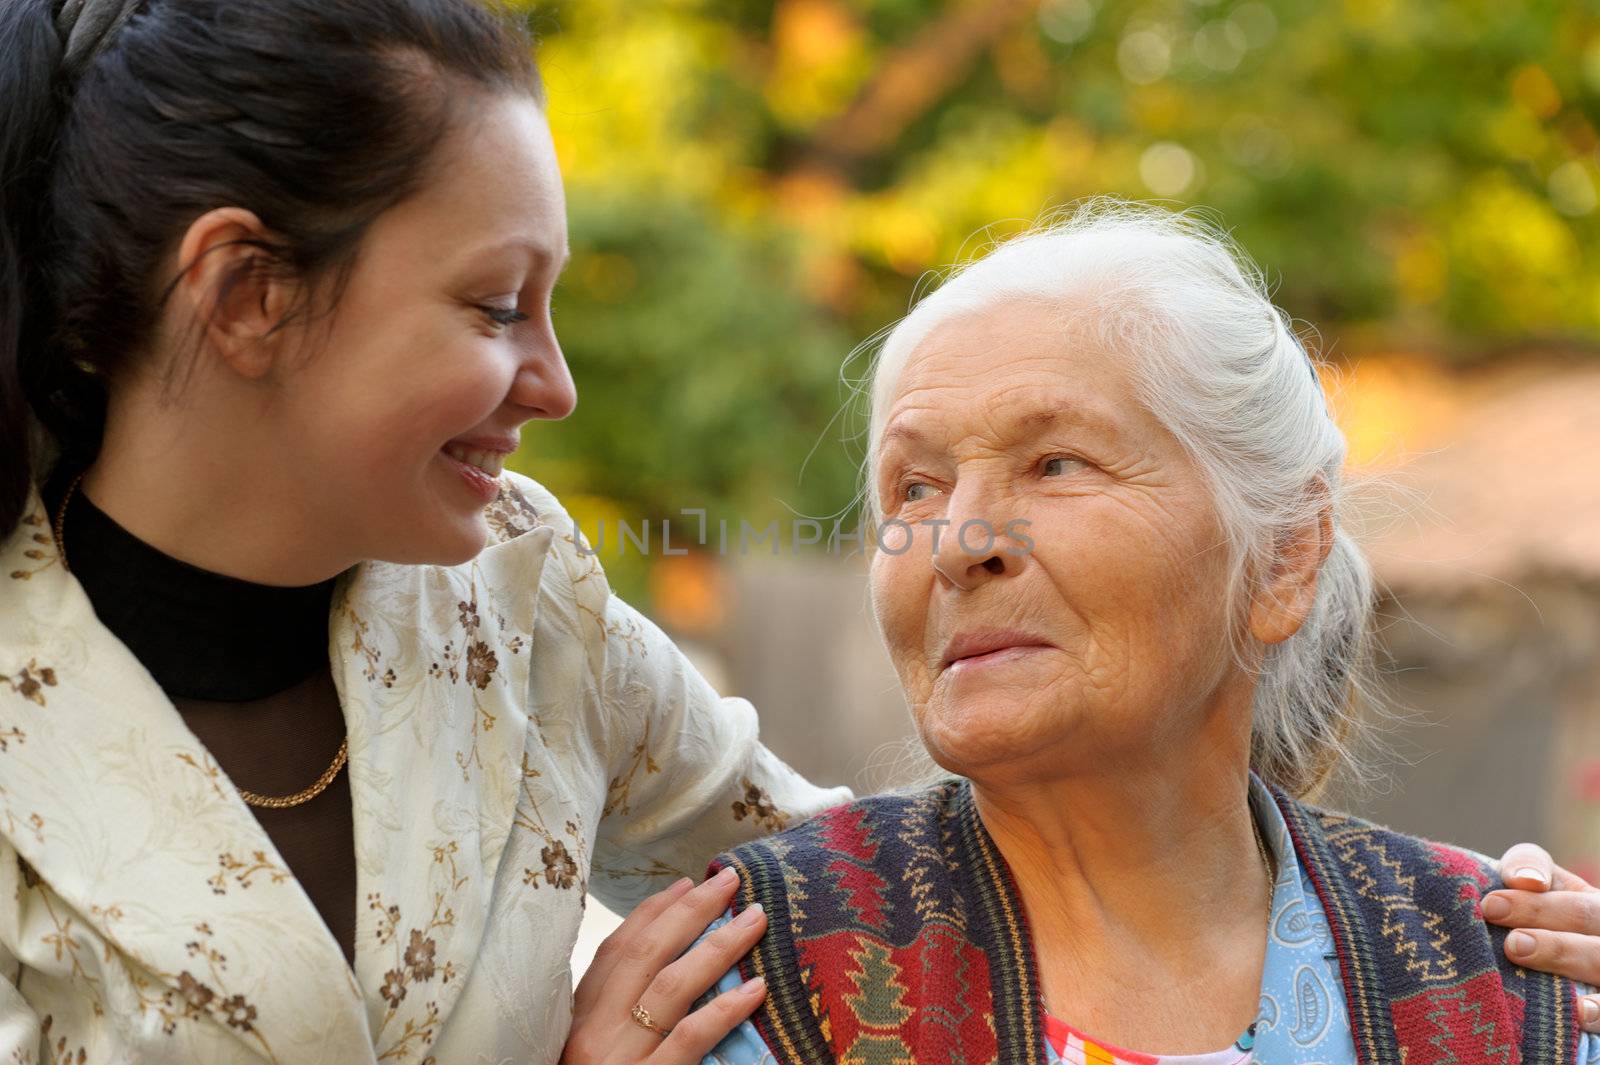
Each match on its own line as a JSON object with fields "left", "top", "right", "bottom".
{"left": 1043, "top": 1015, "right": 1250, "bottom": 1065}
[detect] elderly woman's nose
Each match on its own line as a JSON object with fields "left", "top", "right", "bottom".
{"left": 929, "top": 516, "right": 1022, "bottom": 590}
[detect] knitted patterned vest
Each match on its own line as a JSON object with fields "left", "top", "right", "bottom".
{"left": 709, "top": 780, "right": 1582, "bottom": 1065}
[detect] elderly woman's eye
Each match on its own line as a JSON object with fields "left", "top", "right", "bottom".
{"left": 904, "top": 481, "right": 938, "bottom": 502}
{"left": 1042, "top": 456, "right": 1087, "bottom": 476}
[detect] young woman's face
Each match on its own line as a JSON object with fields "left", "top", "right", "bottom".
{"left": 274, "top": 93, "right": 575, "bottom": 566}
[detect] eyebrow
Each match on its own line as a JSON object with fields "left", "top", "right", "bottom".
{"left": 878, "top": 422, "right": 933, "bottom": 450}
{"left": 879, "top": 399, "right": 1121, "bottom": 454}
{"left": 1015, "top": 409, "right": 1094, "bottom": 435}
{"left": 469, "top": 237, "right": 572, "bottom": 270}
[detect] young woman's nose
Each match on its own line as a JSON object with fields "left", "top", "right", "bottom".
{"left": 510, "top": 329, "right": 577, "bottom": 420}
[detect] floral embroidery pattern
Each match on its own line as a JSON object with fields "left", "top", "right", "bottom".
{"left": 515, "top": 756, "right": 588, "bottom": 894}
{"left": 2, "top": 660, "right": 57, "bottom": 708}
{"left": 174, "top": 751, "right": 228, "bottom": 800}
{"left": 379, "top": 968, "right": 407, "bottom": 1009}
{"left": 345, "top": 607, "right": 386, "bottom": 687}
{"left": 732, "top": 778, "right": 790, "bottom": 833}
{"left": 7, "top": 510, "right": 59, "bottom": 582}
{"left": 0, "top": 806, "right": 46, "bottom": 846}
{"left": 432, "top": 593, "right": 510, "bottom": 781}
{"left": 30, "top": 877, "right": 105, "bottom": 1018}
{"left": 207, "top": 851, "right": 291, "bottom": 895}
{"left": 38, "top": 1014, "right": 87, "bottom": 1064}
{"left": 176, "top": 972, "right": 213, "bottom": 1017}
{"left": 403, "top": 928, "right": 437, "bottom": 980}
{"left": 463, "top": 640, "right": 497, "bottom": 691}
{"left": 440, "top": 599, "right": 500, "bottom": 692}
{"left": 533, "top": 841, "right": 578, "bottom": 890}
{"left": 603, "top": 711, "right": 660, "bottom": 819}
{"left": 369, "top": 844, "right": 465, "bottom": 1061}
{"left": 124, "top": 924, "right": 276, "bottom": 1060}
{"left": 484, "top": 481, "right": 543, "bottom": 543}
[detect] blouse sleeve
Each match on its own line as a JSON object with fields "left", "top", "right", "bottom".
{"left": 522, "top": 478, "right": 852, "bottom": 912}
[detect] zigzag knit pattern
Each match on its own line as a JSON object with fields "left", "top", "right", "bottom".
{"left": 712, "top": 780, "right": 1581, "bottom": 1065}
{"left": 1276, "top": 794, "right": 1581, "bottom": 1065}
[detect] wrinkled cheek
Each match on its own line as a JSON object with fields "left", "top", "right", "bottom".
{"left": 869, "top": 553, "right": 931, "bottom": 695}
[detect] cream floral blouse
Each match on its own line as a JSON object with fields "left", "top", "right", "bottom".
{"left": 0, "top": 472, "right": 849, "bottom": 1064}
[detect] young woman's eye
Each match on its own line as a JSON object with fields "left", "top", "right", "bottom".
{"left": 478, "top": 305, "right": 529, "bottom": 329}
{"left": 1042, "top": 456, "right": 1087, "bottom": 477}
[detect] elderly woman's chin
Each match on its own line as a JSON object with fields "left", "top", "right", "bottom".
{"left": 913, "top": 667, "right": 1100, "bottom": 780}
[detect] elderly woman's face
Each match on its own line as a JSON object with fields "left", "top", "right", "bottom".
{"left": 869, "top": 299, "right": 1244, "bottom": 783}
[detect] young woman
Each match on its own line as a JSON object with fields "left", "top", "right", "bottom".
{"left": 0, "top": 2, "right": 1593, "bottom": 1063}
{"left": 0, "top": 1, "right": 854, "bottom": 1061}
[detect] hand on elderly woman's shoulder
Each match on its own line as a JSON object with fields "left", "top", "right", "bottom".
{"left": 1490, "top": 843, "right": 1600, "bottom": 1032}
{"left": 561, "top": 870, "right": 770, "bottom": 1064}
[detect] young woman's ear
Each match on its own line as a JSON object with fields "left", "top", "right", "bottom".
{"left": 171, "top": 207, "right": 296, "bottom": 380}
{"left": 1249, "top": 475, "right": 1335, "bottom": 646}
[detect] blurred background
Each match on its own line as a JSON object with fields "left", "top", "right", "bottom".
{"left": 493, "top": 0, "right": 1600, "bottom": 963}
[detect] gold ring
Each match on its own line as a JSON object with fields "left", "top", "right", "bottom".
{"left": 630, "top": 1003, "right": 671, "bottom": 1039}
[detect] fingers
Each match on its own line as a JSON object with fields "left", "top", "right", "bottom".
{"left": 573, "top": 877, "right": 694, "bottom": 1017}
{"left": 651, "top": 976, "right": 768, "bottom": 1064}
{"left": 635, "top": 903, "right": 768, "bottom": 1022}
{"left": 598, "top": 869, "right": 752, "bottom": 1055}
{"left": 1484, "top": 858, "right": 1600, "bottom": 1035}
{"left": 608, "top": 867, "right": 744, "bottom": 1006}
{"left": 1482, "top": 887, "right": 1600, "bottom": 935}
{"left": 1502, "top": 927, "right": 1600, "bottom": 988}
{"left": 1498, "top": 842, "right": 1556, "bottom": 892}
{"left": 1549, "top": 861, "right": 1597, "bottom": 893}
{"left": 1495, "top": 845, "right": 1596, "bottom": 893}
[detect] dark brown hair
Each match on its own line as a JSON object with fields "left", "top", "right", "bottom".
{"left": 0, "top": 0, "right": 542, "bottom": 538}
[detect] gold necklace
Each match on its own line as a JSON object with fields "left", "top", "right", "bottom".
{"left": 234, "top": 742, "right": 349, "bottom": 809}
{"left": 52, "top": 473, "right": 348, "bottom": 810}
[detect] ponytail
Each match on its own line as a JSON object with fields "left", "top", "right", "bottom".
{"left": 0, "top": 0, "right": 69, "bottom": 537}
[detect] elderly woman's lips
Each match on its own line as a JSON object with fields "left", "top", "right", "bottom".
{"left": 944, "top": 645, "right": 1053, "bottom": 672}
{"left": 940, "top": 632, "right": 1055, "bottom": 671}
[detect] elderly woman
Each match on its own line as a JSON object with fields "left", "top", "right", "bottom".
{"left": 675, "top": 205, "right": 1600, "bottom": 1065}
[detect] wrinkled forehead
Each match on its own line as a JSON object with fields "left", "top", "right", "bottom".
{"left": 868, "top": 295, "right": 1142, "bottom": 458}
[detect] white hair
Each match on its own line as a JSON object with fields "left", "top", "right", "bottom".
{"left": 864, "top": 200, "right": 1377, "bottom": 797}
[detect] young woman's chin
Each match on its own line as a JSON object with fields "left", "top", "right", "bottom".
{"left": 373, "top": 513, "right": 489, "bottom": 567}
{"left": 365, "top": 469, "right": 494, "bottom": 566}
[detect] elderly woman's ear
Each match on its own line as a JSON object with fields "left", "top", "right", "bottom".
{"left": 1248, "top": 476, "right": 1336, "bottom": 646}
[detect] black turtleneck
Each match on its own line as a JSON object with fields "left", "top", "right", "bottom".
{"left": 45, "top": 473, "right": 358, "bottom": 963}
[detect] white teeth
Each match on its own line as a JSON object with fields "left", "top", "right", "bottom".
{"left": 444, "top": 445, "right": 504, "bottom": 477}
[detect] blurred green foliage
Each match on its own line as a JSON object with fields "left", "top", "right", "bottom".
{"left": 509, "top": 0, "right": 1600, "bottom": 601}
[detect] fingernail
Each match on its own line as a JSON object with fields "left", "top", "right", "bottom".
{"left": 1512, "top": 866, "right": 1549, "bottom": 886}
{"left": 1506, "top": 930, "right": 1535, "bottom": 957}
{"left": 734, "top": 902, "right": 764, "bottom": 928}
{"left": 716, "top": 866, "right": 738, "bottom": 886}
{"left": 739, "top": 976, "right": 766, "bottom": 997}
{"left": 1480, "top": 894, "right": 1511, "bottom": 920}
{"left": 1583, "top": 997, "right": 1600, "bottom": 1027}
{"left": 673, "top": 877, "right": 693, "bottom": 892}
